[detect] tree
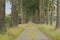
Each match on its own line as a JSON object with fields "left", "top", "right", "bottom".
{"left": 39, "top": 0, "right": 42, "bottom": 24}
{"left": 42, "top": 0, "right": 45, "bottom": 24}
{"left": 41, "top": 0, "right": 45, "bottom": 24}
{"left": 0, "top": 0, "right": 6, "bottom": 32}
{"left": 33, "top": 9, "right": 40, "bottom": 24}
{"left": 21, "top": 0, "right": 27, "bottom": 24}
{"left": 56, "top": 0, "right": 60, "bottom": 29}
{"left": 11, "top": 0, "right": 18, "bottom": 27}
{"left": 39, "top": 0, "right": 45, "bottom": 24}
{"left": 50, "top": 0, "right": 54, "bottom": 25}
{"left": 46, "top": 0, "right": 49, "bottom": 24}
{"left": 32, "top": 0, "right": 40, "bottom": 24}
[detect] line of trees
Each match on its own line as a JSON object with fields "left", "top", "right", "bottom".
{"left": 0, "top": 0, "right": 60, "bottom": 32}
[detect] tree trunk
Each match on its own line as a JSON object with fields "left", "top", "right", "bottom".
{"left": 39, "top": 0, "right": 42, "bottom": 24}
{"left": 18, "top": 0, "right": 21, "bottom": 24}
{"left": 21, "top": 0, "right": 26, "bottom": 24}
{"left": 46, "top": 0, "right": 49, "bottom": 25}
{"left": 56, "top": 0, "right": 60, "bottom": 29}
{"left": 42, "top": 0, "right": 45, "bottom": 24}
{"left": 11, "top": 0, "right": 18, "bottom": 27}
{"left": 33, "top": 9, "right": 40, "bottom": 24}
{"left": 39, "top": 0, "right": 44, "bottom": 24}
{"left": 0, "top": 0, "right": 6, "bottom": 32}
{"left": 50, "top": 0, "right": 54, "bottom": 25}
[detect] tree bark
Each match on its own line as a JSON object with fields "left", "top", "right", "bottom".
{"left": 56, "top": 0, "right": 60, "bottom": 29}
{"left": 50, "top": 0, "right": 54, "bottom": 25}
{"left": 46, "top": 0, "right": 49, "bottom": 25}
{"left": 0, "top": 0, "right": 6, "bottom": 32}
{"left": 21, "top": 0, "right": 27, "bottom": 24}
{"left": 39, "top": 0, "right": 42, "bottom": 24}
{"left": 33, "top": 9, "right": 40, "bottom": 24}
{"left": 42, "top": 0, "right": 45, "bottom": 24}
{"left": 39, "top": 0, "right": 44, "bottom": 24}
{"left": 11, "top": 0, "right": 18, "bottom": 27}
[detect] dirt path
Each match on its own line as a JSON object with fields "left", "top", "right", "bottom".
{"left": 17, "top": 26, "right": 50, "bottom": 40}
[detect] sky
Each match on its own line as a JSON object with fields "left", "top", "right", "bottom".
{"left": 6, "top": 2, "right": 11, "bottom": 14}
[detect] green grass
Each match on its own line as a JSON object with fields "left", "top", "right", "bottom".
{"left": 0, "top": 23, "right": 60, "bottom": 40}
{"left": 36, "top": 24, "right": 60, "bottom": 40}
{"left": 0, "top": 24, "right": 27, "bottom": 40}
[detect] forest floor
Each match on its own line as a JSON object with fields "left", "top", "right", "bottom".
{"left": 16, "top": 26, "right": 51, "bottom": 40}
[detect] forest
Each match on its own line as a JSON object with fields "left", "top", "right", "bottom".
{"left": 0, "top": 0, "right": 60, "bottom": 40}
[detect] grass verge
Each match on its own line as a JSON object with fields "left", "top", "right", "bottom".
{"left": 36, "top": 24, "right": 60, "bottom": 40}
{"left": 0, "top": 24, "right": 27, "bottom": 40}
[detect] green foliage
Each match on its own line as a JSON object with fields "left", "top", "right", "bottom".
{"left": 24, "top": 0, "right": 39, "bottom": 14}
{"left": 18, "top": 16, "right": 21, "bottom": 24}
{"left": 5, "top": 14, "right": 22, "bottom": 27}
{"left": 5, "top": 15, "right": 11, "bottom": 28}
{"left": 0, "top": 27, "right": 3, "bottom": 33}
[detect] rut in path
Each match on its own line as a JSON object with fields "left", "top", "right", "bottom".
{"left": 17, "top": 26, "right": 50, "bottom": 40}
